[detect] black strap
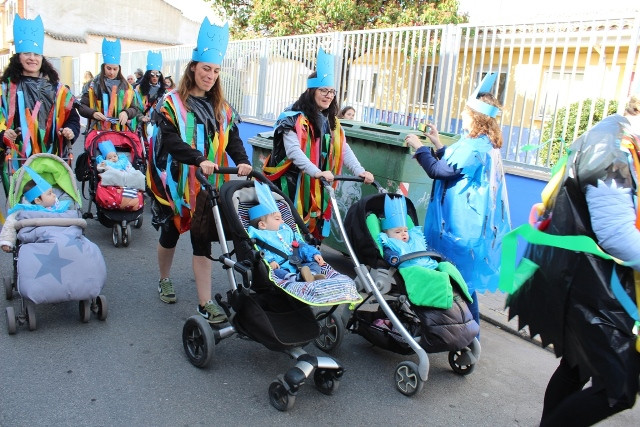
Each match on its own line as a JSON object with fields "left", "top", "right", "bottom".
{"left": 253, "top": 238, "right": 290, "bottom": 261}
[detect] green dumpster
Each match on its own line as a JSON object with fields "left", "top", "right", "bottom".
{"left": 247, "top": 123, "right": 459, "bottom": 254}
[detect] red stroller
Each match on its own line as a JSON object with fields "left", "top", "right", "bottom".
{"left": 76, "top": 129, "right": 146, "bottom": 247}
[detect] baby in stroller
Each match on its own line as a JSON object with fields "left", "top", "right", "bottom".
{"left": 3, "top": 154, "right": 107, "bottom": 334}
{"left": 247, "top": 181, "right": 326, "bottom": 283}
{"left": 333, "top": 191, "right": 481, "bottom": 395}
{"left": 1, "top": 166, "right": 72, "bottom": 252}
{"left": 78, "top": 130, "right": 146, "bottom": 247}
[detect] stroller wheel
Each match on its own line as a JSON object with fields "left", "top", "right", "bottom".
{"left": 122, "top": 224, "right": 132, "bottom": 247}
{"left": 313, "top": 310, "right": 344, "bottom": 354}
{"left": 182, "top": 315, "right": 215, "bottom": 368}
{"left": 448, "top": 348, "right": 476, "bottom": 376}
{"left": 133, "top": 216, "right": 143, "bottom": 229}
{"left": 6, "top": 306, "right": 17, "bottom": 335}
{"left": 95, "top": 295, "right": 108, "bottom": 321}
{"left": 268, "top": 380, "right": 296, "bottom": 411}
{"left": 313, "top": 369, "right": 341, "bottom": 395}
{"left": 394, "top": 361, "right": 424, "bottom": 397}
{"left": 25, "top": 302, "right": 37, "bottom": 331}
{"left": 112, "top": 224, "right": 123, "bottom": 247}
{"left": 79, "top": 300, "right": 91, "bottom": 323}
{"left": 3, "top": 277, "right": 13, "bottom": 301}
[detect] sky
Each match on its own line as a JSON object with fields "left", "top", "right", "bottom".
{"left": 459, "top": 0, "right": 639, "bottom": 24}
{"left": 163, "top": 0, "right": 216, "bottom": 21}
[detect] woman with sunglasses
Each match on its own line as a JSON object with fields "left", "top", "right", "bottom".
{"left": 77, "top": 38, "right": 141, "bottom": 131}
{"left": 135, "top": 51, "right": 166, "bottom": 142}
{"left": 264, "top": 48, "right": 373, "bottom": 241}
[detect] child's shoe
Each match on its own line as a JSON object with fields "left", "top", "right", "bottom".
{"left": 197, "top": 300, "right": 228, "bottom": 324}
{"left": 299, "top": 266, "right": 314, "bottom": 282}
{"left": 313, "top": 274, "right": 326, "bottom": 280}
{"left": 158, "top": 278, "right": 176, "bottom": 303}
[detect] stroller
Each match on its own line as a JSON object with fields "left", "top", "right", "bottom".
{"left": 181, "top": 168, "right": 362, "bottom": 411}
{"left": 3, "top": 153, "right": 108, "bottom": 334}
{"left": 314, "top": 177, "right": 481, "bottom": 396}
{"left": 77, "top": 129, "right": 145, "bottom": 247}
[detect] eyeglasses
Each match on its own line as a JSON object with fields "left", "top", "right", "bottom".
{"left": 149, "top": 72, "right": 160, "bottom": 77}
{"left": 317, "top": 88, "right": 336, "bottom": 97}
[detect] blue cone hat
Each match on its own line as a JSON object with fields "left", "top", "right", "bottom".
{"left": 23, "top": 166, "right": 52, "bottom": 203}
{"left": 249, "top": 181, "right": 279, "bottom": 221}
{"left": 381, "top": 195, "right": 407, "bottom": 231}
{"left": 102, "top": 38, "right": 121, "bottom": 65}
{"left": 13, "top": 14, "right": 44, "bottom": 55}
{"left": 192, "top": 18, "right": 229, "bottom": 65}
{"left": 467, "top": 72, "right": 500, "bottom": 118}
{"left": 98, "top": 140, "right": 116, "bottom": 157}
{"left": 147, "top": 50, "right": 162, "bottom": 71}
{"left": 307, "top": 48, "right": 335, "bottom": 89}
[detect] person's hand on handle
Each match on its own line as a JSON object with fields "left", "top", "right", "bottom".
{"left": 359, "top": 171, "right": 374, "bottom": 184}
{"left": 4, "top": 128, "right": 20, "bottom": 141}
{"left": 236, "top": 163, "right": 252, "bottom": 176}
{"left": 118, "top": 111, "right": 129, "bottom": 127}
{"left": 199, "top": 159, "right": 218, "bottom": 175}
{"left": 93, "top": 111, "right": 107, "bottom": 122}
{"left": 59, "top": 127, "right": 75, "bottom": 140}
{"left": 315, "top": 170, "right": 334, "bottom": 183}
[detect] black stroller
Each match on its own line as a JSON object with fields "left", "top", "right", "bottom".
{"left": 181, "top": 168, "right": 361, "bottom": 411}
{"left": 314, "top": 177, "right": 481, "bottom": 396}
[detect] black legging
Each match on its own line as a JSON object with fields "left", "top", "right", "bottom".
{"left": 540, "top": 357, "right": 635, "bottom": 426}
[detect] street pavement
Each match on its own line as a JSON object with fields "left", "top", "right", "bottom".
{"left": 1, "top": 138, "right": 639, "bottom": 426}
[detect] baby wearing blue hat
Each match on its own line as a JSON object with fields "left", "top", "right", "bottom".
{"left": 247, "top": 182, "right": 326, "bottom": 282}
{"left": 96, "top": 140, "right": 132, "bottom": 171}
{"left": 0, "top": 167, "right": 71, "bottom": 252}
{"left": 378, "top": 195, "right": 437, "bottom": 270}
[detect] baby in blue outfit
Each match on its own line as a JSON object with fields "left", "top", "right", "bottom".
{"left": 96, "top": 140, "right": 133, "bottom": 171}
{"left": 378, "top": 195, "right": 437, "bottom": 270}
{"left": 247, "top": 181, "right": 326, "bottom": 282}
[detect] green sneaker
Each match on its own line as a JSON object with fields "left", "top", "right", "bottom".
{"left": 197, "top": 300, "right": 228, "bottom": 324}
{"left": 158, "top": 278, "right": 176, "bottom": 303}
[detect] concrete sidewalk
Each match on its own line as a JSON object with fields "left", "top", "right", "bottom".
{"left": 477, "top": 290, "right": 545, "bottom": 347}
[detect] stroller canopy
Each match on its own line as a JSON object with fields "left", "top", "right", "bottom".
{"left": 9, "top": 153, "right": 81, "bottom": 208}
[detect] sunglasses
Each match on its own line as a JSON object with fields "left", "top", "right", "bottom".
{"left": 149, "top": 72, "right": 160, "bottom": 77}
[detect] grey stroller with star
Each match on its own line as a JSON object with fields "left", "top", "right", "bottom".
{"left": 3, "top": 153, "right": 108, "bottom": 334}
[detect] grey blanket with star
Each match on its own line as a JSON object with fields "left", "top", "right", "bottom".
{"left": 15, "top": 210, "right": 106, "bottom": 304}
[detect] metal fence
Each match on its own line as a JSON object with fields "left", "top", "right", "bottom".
{"left": 208, "top": 17, "right": 639, "bottom": 170}
{"left": 4, "top": 16, "right": 639, "bottom": 171}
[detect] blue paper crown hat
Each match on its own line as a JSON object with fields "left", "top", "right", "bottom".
{"left": 249, "top": 181, "right": 279, "bottom": 221}
{"left": 102, "top": 38, "right": 121, "bottom": 65}
{"left": 308, "top": 48, "right": 335, "bottom": 89}
{"left": 381, "top": 195, "right": 408, "bottom": 231}
{"left": 13, "top": 14, "right": 44, "bottom": 55}
{"left": 466, "top": 72, "right": 500, "bottom": 118}
{"left": 23, "top": 166, "right": 52, "bottom": 203}
{"left": 147, "top": 50, "right": 162, "bottom": 71}
{"left": 98, "top": 140, "right": 116, "bottom": 157}
{"left": 192, "top": 18, "right": 229, "bottom": 65}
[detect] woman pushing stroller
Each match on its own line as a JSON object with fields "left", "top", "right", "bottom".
{"left": 146, "top": 17, "right": 251, "bottom": 323}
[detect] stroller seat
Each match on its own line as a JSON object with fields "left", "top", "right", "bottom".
{"left": 234, "top": 185, "right": 362, "bottom": 307}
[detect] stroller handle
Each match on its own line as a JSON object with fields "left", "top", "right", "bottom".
{"left": 195, "top": 167, "right": 274, "bottom": 189}
{"left": 321, "top": 175, "right": 385, "bottom": 192}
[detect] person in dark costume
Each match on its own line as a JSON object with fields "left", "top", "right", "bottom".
{"left": 504, "top": 94, "right": 640, "bottom": 426}
{"left": 0, "top": 14, "right": 80, "bottom": 195}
